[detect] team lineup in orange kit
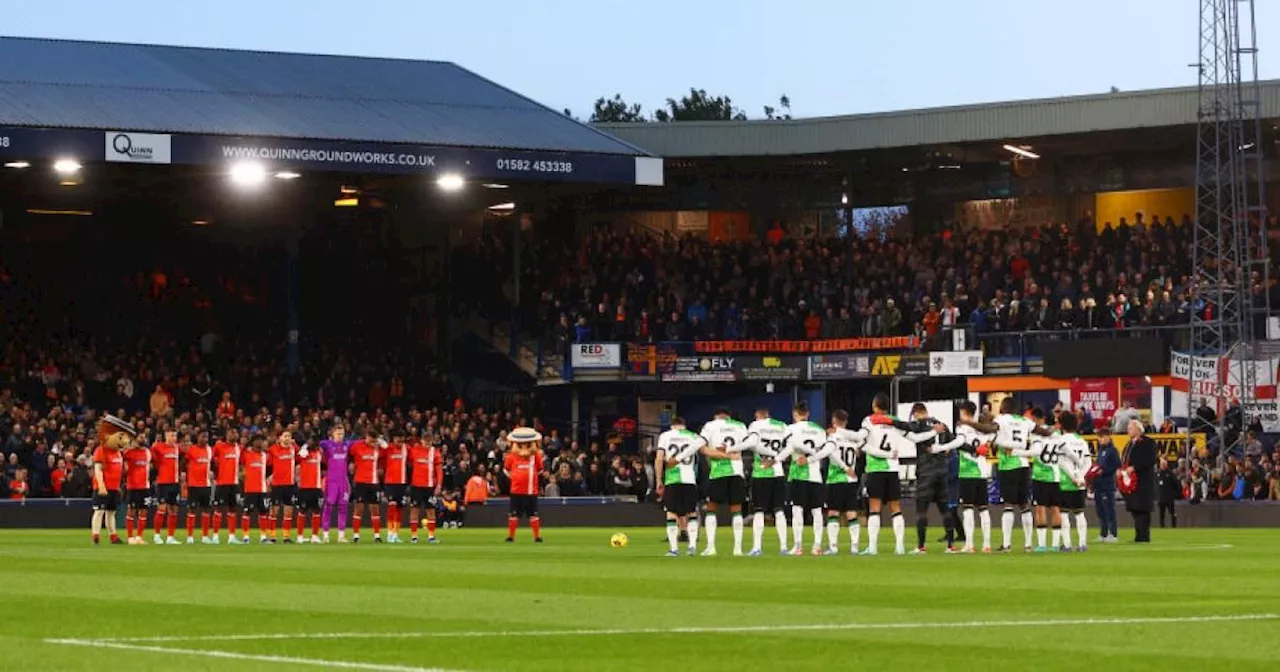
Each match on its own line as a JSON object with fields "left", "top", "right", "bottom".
{"left": 96, "top": 424, "right": 549, "bottom": 546}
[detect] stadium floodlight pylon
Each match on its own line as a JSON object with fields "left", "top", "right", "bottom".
{"left": 1190, "top": 0, "right": 1268, "bottom": 453}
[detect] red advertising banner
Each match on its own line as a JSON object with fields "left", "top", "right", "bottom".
{"left": 1070, "top": 377, "right": 1154, "bottom": 425}
{"left": 1070, "top": 378, "right": 1119, "bottom": 423}
{"left": 695, "top": 337, "right": 918, "bottom": 354}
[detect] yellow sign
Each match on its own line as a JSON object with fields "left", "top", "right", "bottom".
{"left": 872, "top": 355, "right": 901, "bottom": 376}
{"left": 1081, "top": 433, "right": 1207, "bottom": 461}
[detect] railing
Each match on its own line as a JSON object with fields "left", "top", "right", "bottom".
{"left": 973, "top": 324, "right": 1192, "bottom": 371}
{"left": 476, "top": 314, "right": 1207, "bottom": 381}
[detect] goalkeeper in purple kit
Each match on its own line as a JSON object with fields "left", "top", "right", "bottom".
{"left": 317, "top": 426, "right": 355, "bottom": 543}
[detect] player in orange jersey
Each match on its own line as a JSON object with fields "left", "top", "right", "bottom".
{"left": 268, "top": 430, "right": 300, "bottom": 544}
{"left": 123, "top": 440, "right": 152, "bottom": 545}
{"left": 503, "top": 427, "right": 545, "bottom": 543}
{"left": 184, "top": 432, "right": 216, "bottom": 544}
{"left": 349, "top": 430, "right": 383, "bottom": 543}
{"left": 150, "top": 430, "right": 182, "bottom": 545}
{"left": 380, "top": 428, "right": 410, "bottom": 543}
{"left": 240, "top": 434, "right": 272, "bottom": 544}
{"left": 212, "top": 429, "right": 243, "bottom": 544}
{"left": 296, "top": 433, "right": 324, "bottom": 543}
{"left": 408, "top": 431, "right": 444, "bottom": 544}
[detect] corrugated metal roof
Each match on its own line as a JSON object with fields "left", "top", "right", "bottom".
{"left": 598, "top": 81, "right": 1280, "bottom": 157}
{"left": 0, "top": 36, "right": 646, "bottom": 155}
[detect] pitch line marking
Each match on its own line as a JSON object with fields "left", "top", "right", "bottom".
{"left": 84, "top": 613, "right": 1280, "bottom": 644}
{"left": 44, "top": 638, "right": 467, "bottom": 672}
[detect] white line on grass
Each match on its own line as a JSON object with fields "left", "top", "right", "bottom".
{"left": 44, "top": 638, "right": 467, "bottom": 672}
{"left": 84, "top": 612, "right": 1280, "bottom": 643}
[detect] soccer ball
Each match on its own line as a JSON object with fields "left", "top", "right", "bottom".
{"left": 609, "top": 533, "right": 629, "bottom": 548}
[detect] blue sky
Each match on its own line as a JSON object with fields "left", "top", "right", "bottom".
{"left": 5, "top": 0, "right": 1277, "bottom": 118}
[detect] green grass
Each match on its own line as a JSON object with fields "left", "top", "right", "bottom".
{"left": 2, "top": 527, "right": 1278, "bottom": 671}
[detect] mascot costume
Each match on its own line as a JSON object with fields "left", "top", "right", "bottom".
{"left": 504, "top": 427, "right": 545, "bottom": 543}
{"left": 91, "top": 414, "right": 138, "bottom": 545}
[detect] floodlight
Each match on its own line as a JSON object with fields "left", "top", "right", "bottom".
{"left": 53, "top": 159, "right": 82, "bottom": 174}
{"left": 274, "top": 171, "right": 302, "bottom": 180}
{"left": 229, "top": 162, "right": 268, "bottom": 187}
{"left": 4, "top": 161, "right": 30, "bottom": 169}
{"left": 436, "top": 173, "right": 465, "bottom": 191}
{"left": 487, "top": 202, "right": 516, "bottom": 211}
{"left": 1002, "top": 144, "right": 1040, "bottom": 160}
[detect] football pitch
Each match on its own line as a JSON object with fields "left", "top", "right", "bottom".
{"left": 2, "top": 527, "right": 1277, "bottom": 672}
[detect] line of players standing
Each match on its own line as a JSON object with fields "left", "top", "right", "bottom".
{"left": 94, "top": 426, "right": 449, "bottom": 545}
{"left": 654, "top": 394, "right": 1093, "bottom": 557}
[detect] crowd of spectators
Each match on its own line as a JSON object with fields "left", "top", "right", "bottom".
{"left": 0, "top": 216, "right": 602, "bottom": 503}
{"left": 461, "top": 212, "right": 1280, "bottom": 352}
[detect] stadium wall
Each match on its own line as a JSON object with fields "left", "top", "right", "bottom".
{"left": 4, "top": 500, "right": 1280, "bottom": 529}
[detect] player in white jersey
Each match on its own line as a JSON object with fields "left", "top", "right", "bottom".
{"left": 699, "top": 408, "right": 750, "bottom": 556}
{"left": 745, "top": 408, "right": 789, "bottom": 556}
{"left": 860, "top": 393, "right": 944, "bottom": 555}
{"left": 655, "top": 418, "right": 706, "bottom": 556}
{"left": 821, "top": 410, "right": 866, "bottom": 554}
{"left": 780, "top": 401, "right": 829, "bottom": 555}
{"left": 1009, "top": 414, "right": 1089, "bottom": 553}
{"left": 962, "top": 398, "right": 1051, "bottom": 552}
{"left": 952, "top": 401, "right": 996, "bottom": 553}
{"left": 1051, "top": 412, "right": 1091, "bottom": 551}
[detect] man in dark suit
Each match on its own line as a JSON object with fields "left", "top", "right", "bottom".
{"left": 1123, "top": 420, "right": 1158, "bottom": 543}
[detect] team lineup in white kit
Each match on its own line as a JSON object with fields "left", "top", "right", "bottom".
{"left": 654, "top": 393, "right": 1093, "bottom": 557}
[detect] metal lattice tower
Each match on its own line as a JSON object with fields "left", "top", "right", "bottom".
{"left": 1191, "top": 0, "right": 1268, "bottom": 440}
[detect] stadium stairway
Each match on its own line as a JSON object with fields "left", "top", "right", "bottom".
{"left": 460, "top": 313, "right": 567, "bottom": 385}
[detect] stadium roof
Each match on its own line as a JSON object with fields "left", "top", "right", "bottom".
{"left": 598, "top": 80, "right": 1280, "bottom": 158}
{"left": 0, "top": 36, "right": 648, "bottom": 156}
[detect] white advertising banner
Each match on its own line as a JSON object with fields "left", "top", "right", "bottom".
{"left": 1169, "top": 352, "right": 1280, "bottom": 431}
{"left": 570, "top": 343, "right": 622, "bottom": 369}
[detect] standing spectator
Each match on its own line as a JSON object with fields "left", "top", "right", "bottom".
{"left": 149, "top": 385, "right": 171, "bottom": 418}
{"left": 1092, "top": 428, "right": 1120, "bottom": 542}
{"left": 1123, "top": 420, "right": 1158, "bottom": 543}
{"left": 1157, "top": 456, "right": 1180, "bottom": 528}
{"left": 8, "top": 467, "right": 27, "bottom": 500}
{"left": 216, "top": 392, "right": 236, "bottom": 421}
{"left": 1111, "top": 400, "right": 1140, "bottom": 434}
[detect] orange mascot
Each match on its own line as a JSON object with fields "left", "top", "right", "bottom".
{"left": 91, "top": 415, "right": 138, "bottom": 545}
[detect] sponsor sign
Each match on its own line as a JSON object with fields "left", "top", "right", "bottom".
{"left": 104, "top": 131, "right": 172, "bottom": 164}
{"left": 927, "top": 350, "right": 983, "bottom": 377}
{"left": 869, "top": 353, "right": 929, "bottom": 378}
{"left": 808, "top": 354, "right": 872, "bottom": 380}
{"left": 662, "top": 356, "right": 737, "bottom": 382}
{"left": 1070, "top": 378, "right": 1119, "bottom": 423}
{"left": 570, "top": 343, "right": 621, "bottom": 369}
{"left": 737, "top": 356, "right": 807, "bottom": 381}
{"left": 1082, "top": 433, "right": 1207, "bottom": 462}
{"left": 694, "top": 336, "right": 918, "bottom": 354}
{"left": 0, "top": 126, "right": 651, "bottom": 186}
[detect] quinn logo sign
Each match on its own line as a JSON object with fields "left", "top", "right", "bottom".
{"left": 105, "top": 132, "right": 172, "bottom": 164}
